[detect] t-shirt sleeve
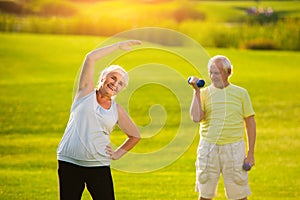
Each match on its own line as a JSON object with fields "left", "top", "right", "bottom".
{"left": 242, "top": 90, "right": 255, "bottom": 118}
{"left": 200, "top": 88, "right": 206, "bottom": 111}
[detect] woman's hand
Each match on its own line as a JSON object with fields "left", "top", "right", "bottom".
{"left": 106, "top": 144, "right": 117, "bottom": 160}
{"left": 118, "top": 40, "right": 142, "bottom": 51}
{"left": 106, "top": 144, "right": 124, "bottom": 160}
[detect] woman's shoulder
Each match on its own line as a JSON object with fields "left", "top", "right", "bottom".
{"left": 71, "top": 90, "right": 96, "bottom": 110}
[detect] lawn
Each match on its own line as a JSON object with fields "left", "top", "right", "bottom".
{"left": 0, "top": 32, "right": 299, "bottom": 199}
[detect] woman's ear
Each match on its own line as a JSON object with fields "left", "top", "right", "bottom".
{"left": 97, "top": 78, "right": 105, "bottom": 88}
{"left": 100, "top": 76, "right": 106, "bottom": 83}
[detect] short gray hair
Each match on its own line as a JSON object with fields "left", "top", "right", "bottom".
{"left": 208, "top": 55, "right": 233, "bottom": 75}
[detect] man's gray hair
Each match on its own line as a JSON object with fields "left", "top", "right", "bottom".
{"left": 208, "top": 55, "right": 233, "bottom": 75}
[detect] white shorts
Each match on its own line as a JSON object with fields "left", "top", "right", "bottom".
{"left": 195, "top": 140, "right": 251, "bottom": 199}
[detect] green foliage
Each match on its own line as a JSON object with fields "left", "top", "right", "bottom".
{"left": 244, "top": 38, "right": 278, "bottom": 50}
{"left": 0, "top": 33, "right": 300, "bottom": 199}
{"left": 38, "top": 1, "right": 78, "bottom": 17}
{"left": 0, "top": 1, "right": 300, "bottom": 50}
{"left": 0, "top": 0, "right": 77, "bottom": 16}
{"left": 0, "top": 0, "right": 23, "bottom": 14}
{"left": 172, "top": 2, "right": 205, "bottom": 22}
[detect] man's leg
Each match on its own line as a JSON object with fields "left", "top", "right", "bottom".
{"left": 196, "top": 140, "right": 220, "bottom": 200}
{"left": 200, "top": 197, "right": 212, "bottom": 200}
{"left": 221, "top": 141, "right": 251, "bottom": 200}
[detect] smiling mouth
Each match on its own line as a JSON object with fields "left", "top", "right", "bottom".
{"left": 107, "top": 84, "right": 117, "bottom": 92}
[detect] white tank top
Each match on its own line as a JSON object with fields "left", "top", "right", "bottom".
{"left": 57, "top": 91, "right": 118, "bottom": 167}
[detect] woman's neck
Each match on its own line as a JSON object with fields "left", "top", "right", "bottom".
{"left": 96, "top": 90, "right": 112, "bottom": 109}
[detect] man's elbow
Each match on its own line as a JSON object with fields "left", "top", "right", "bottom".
{"left": 191, "top": 116, "right": 201, "bottom": 123}
{"left": 190, "top": 110, "right": 204, "bottom": 123}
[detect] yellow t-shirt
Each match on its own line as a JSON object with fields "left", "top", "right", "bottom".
{"left": 200, "top": 84, "right": 255, "bottom": 145}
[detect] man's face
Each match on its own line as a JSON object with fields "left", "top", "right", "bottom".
{"left": 209, "top": 61, "right": 230, "bottom": 88}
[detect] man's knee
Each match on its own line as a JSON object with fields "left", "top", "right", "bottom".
{"left": 199, "top": 197, "right": 212, "bottom": 200}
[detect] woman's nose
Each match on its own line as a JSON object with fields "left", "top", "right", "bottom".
{"left": 111, "top": 80, "right": 117, "bottom": 86}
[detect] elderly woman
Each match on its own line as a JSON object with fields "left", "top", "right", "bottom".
{"left": 57, "top": 40, "right": 142, "bottom": 200}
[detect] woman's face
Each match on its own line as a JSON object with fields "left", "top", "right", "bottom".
{"left": 102, "top": 72, "right": 125, "bottom": 96}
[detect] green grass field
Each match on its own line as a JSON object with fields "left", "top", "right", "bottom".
{"left": 0, "top": 32, "right": 300, "bottom": 199}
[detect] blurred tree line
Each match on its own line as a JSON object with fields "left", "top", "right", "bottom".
{"left": 0, "top": 0, "right": 299, "bottom": 50}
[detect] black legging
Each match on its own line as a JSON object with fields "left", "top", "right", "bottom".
{"left": 58, "top": 160, "right": 115, "bottom": 200}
